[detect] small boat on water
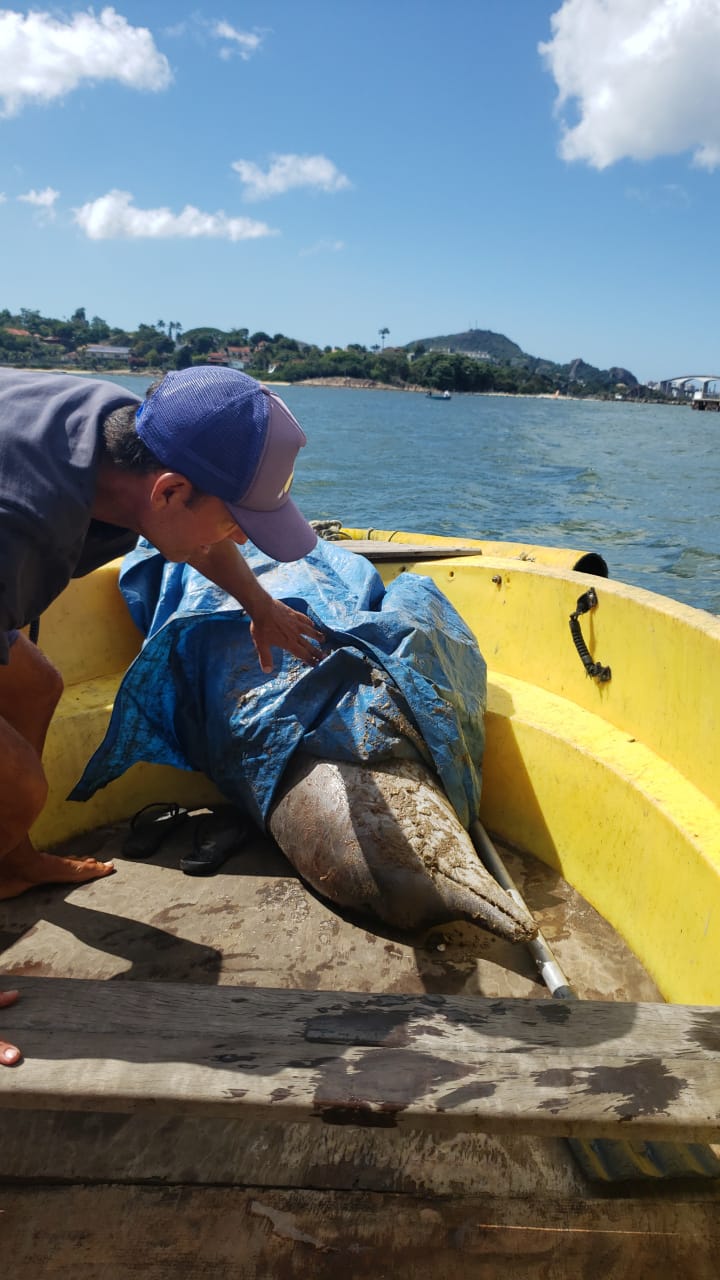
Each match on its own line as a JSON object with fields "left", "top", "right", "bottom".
{"left": 1, "top": 526, "right": 719, "bottom": 1276}
{"left": 426, "top": 389, "right": 452, "bottom": 399}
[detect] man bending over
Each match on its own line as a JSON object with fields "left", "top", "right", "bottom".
{"left": 0, "top": 365, "right": 322, "bottom": 1063}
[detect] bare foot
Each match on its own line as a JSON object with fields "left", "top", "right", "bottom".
{"left": 0, "top": 841, "right": 114, "bottom": 901}
{"left": 0, "top": 989, "right": 21, "bottom": 1065}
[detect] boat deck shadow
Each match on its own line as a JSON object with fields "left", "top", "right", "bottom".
{"left": 0, "top": 818, "right": 661, "bottom": 1006}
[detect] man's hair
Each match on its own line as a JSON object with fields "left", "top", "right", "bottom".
{"left": 101, "top": 377, "right": 166, "bottom": 473}
{"left": 101, "top": 403, "right": 159, "bottom": 472}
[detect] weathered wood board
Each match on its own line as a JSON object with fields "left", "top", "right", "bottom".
{"left": 334, "top": 539, "right": 482, "bottom": 560}
{"left": 1, "top": 978, "right": 719, "bottom": 1144}
{"left": 1, "top": 1184, "right": 719, "bottom": 1280}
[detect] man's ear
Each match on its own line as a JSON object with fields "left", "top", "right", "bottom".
{"left": 148, "top": 472, "right": 193, "bottom": 510}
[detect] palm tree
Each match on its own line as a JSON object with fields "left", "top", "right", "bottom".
{"left": 379, "top": 327, "right": 390, "bottom": 349}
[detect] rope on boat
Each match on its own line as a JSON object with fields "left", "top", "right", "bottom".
{"left": 569, "top": 588, "right": 611, "bottom": 683}
{"left": 309, "top": 519, "right": 351, "bottom": 541}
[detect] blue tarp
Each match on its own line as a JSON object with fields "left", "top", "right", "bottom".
{"left": 72, "top": 538, "right": 487, "bottom": 829}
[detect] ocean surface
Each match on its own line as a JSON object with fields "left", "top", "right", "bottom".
{"left": 108, "top": 376, "right": 719, "bottom": 616}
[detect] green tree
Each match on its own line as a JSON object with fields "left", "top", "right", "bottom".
{"left": 88, "top": 315, "right": 110, "bottom": 342}
{"left": 19, "top": 308, "right": 42, "bottom": 332}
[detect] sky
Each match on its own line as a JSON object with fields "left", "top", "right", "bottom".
{"left": 1, "top": 0, "right": 720, "bottom": 383}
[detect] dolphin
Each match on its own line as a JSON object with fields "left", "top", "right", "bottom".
{"left": 269, "top": 754, "right": 536, "bottom": 943}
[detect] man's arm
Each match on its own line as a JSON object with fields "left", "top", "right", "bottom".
{"left": 187, "top": 540, "right": 324, "bottom": 673}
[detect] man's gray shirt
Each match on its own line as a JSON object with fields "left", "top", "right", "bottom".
{"left": 0, "top": 369, "right": 140, "bottom": 663}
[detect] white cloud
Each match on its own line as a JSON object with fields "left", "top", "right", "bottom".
{"left": 0, "top": 6, "right": 172, "bottom": 118}
{"left": 540, "top": 0, "right": 720, "bottom": 169}
{"left": 0, "top": 192, "right": 6, "bottom": 203}
{"left": 72, "top": 189, "right": 278, "bottom": 241}
{"left": 18, "top": 186, "right": 59, "bottom": 208}
{"left": 232, "top": 153, "right": 352, "bottom": 200}
{"left": 212, "top": 20, "right": 263, "bottom": 60}
{"left": 17, "top": 184, "right": 60, "bottom": 222}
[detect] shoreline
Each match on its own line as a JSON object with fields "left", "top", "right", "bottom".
{"left": 291, "top": 377, "right": 595, "bottom": 401}
{"left": 10, "top": 367, "right": 677, "bottom": 404}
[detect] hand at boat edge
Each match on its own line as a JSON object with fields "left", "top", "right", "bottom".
{"left": 0, "top": 988, "right": 21, "bottom": 1065}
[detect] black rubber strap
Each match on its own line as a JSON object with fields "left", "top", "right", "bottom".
{"left": 569, "top": 588, "right": 611, "bottom": 682}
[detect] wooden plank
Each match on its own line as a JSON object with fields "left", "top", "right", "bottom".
{"left": 1, "top": 979, "right": 718, "bottom": 1142}
{"left": 0, "top": 1108, "right": 588, "bottom": 1193}
{"left": 1, "top": 1184, "right": 718, "bottom": 1280}
{"left": 331, "top": 539, "right": 483, "bottom": 560}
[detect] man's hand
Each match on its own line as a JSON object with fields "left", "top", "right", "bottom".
{"left": 187, "top": 540, "right": 325, "bottom": 673}
{"left": 0, "top": 989, "right": 21, "bottom": 1065}
{"left": 250, "top": 597, "right": 324, "bottom": 673}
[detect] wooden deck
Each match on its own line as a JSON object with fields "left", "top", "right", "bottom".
{"left": 1, "top": 822, "right": 719, "bottom": 1277}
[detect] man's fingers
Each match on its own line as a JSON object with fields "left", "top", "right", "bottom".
{"left": 0, "top": 992, "right": 21, "bottom": 1066}
{"left": 302, "top": 621, "right": 325, "bottom": 643}
{"left": 250, "top": 604, "right": 326, "bottom": 671}
{"left": 296, "top": 636, "right": 322, "bottom": 664}
{"left": 254, "top": 637, "right": 274, "bottom": 673}
{"left": 0, "top": 1040, "right": 21, "bottom": 1065}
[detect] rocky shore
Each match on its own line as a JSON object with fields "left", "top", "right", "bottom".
{"left": 292, "top": 376, "right": 427, "bottom": 392}
{"left": 289, "top": 376, "right": 583, "bottom": 400}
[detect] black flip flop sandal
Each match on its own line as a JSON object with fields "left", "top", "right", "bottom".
{"left": 122, "top": 802, "right": 190, "bottom": 859}
{"left": 179, "top": 806, "right": 249, "bottom": 876}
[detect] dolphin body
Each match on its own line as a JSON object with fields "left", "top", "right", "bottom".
{"left": 269, "top": 755, "right": 536, "bottom": 944}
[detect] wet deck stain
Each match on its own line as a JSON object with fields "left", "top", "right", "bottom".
{"left": 305, "top": 1011, "right": 413, "bottom": 1047}
{"left": 434, "top": 1081, "right": 496, "bottom": 1109}
{"left": 533, "top": 1057, "right": 686, "bottom": 1118}
{"left": 313, "top": 1101, "right": 402, "bottom": 1128}
{"left": 311, "top": 1047, "right": 471, "bottom": 1128}
{"left": 691, "top": 1011, "right": 720, "bottom": 1054}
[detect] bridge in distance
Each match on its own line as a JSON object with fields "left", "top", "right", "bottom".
{"left": 659, "top": 374, "right": 720, "bottom": 395}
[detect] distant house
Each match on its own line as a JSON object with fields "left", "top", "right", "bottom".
{"left": 227, "top": 345, "right": 251, "bottom": 370}
{"left": 207, "top": 351, "right": 229, "bottom": 365}
{"left": 3, "top": 327, "right": 31, "bottom": 337}
{"left": 84, "top": 345, "right": 131, "bottom": 360}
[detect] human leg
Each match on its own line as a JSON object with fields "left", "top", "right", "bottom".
{"left": 0, "top": 636, "right": 115, "bottom": 1064}
{"left": 0, "top": 633, "right": 114, "bottom": 898}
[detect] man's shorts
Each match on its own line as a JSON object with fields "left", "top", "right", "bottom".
{"left": 6, "top": 629, "right": 19, "bottom": 650}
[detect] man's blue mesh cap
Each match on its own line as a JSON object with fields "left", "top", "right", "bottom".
{"left": 136, "top": 366, "right": 317, "bottom": 562}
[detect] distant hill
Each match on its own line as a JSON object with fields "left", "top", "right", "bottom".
{"left": 406, "top": 328, "right": 638, "bottom": 389}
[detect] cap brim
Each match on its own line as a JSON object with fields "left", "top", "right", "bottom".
{"left": 228, "top": 496, "right": 318, "bottom": 562}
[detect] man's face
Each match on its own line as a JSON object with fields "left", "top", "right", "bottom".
{"left": 142, "top": 477, "right": 247, "bottom": 561}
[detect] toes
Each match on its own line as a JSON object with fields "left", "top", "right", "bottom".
{"left": 63, "top": 859, "right": 115, "bottom": 882}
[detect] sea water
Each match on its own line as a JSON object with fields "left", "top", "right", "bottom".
{"left": 109, "top": 376, "right": 719, "bottom": 615}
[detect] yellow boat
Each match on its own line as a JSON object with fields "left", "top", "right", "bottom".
{"left": 1, "top": 527, "right": 719, "bottom": 1276}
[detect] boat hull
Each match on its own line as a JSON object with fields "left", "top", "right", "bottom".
{"left": 30, "top": 528, "right": 720, "bottom": 1003}
{"left": 2, "top": 527, "right": 718, "bottom": 1276}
